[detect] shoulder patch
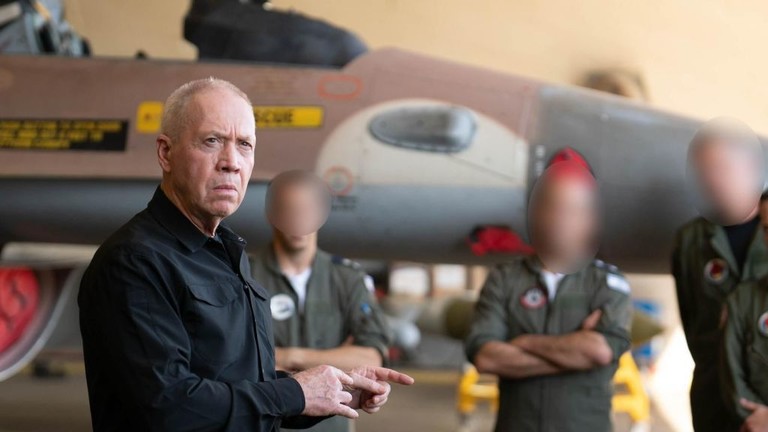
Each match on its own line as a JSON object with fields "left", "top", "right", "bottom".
{"left": 606, "top": 273, "right": 631, "bottom": 294}
{"left": 332, "top": 255, "right": 363, "bottom": 270}
{"left": 594, "top": 259, "right": 619, "bottom": 273}
{"left": 270, "top": 294, "right": 296, "bottom": 321}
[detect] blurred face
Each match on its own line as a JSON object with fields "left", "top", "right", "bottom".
{"left": 159, "top": 88, "right": 256, "bottom": 228}
{"left": 691, "top": 139, "right": 762, "bottom": 225}
{"left": 530, "top": 175, "right": 598, "bottom": 273}
{"left": 274, "top": 228, "right": 317, "bottom": 254}
{"left": 269, "top": 182, "right": 328, "bottom": 252}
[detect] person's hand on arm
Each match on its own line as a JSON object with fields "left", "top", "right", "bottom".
{"left": 740, "top": 399, "right": 768, "bottom": 432}
{"left": 473, "top": 340, "right": 565, "bottom": 379}
{"left": 465, "top": 266, "right": 565, "bottom": 379}
{"left": 510, "top": 309, "right": 614, "bottom": 370}
{"left": 513, "top": 272, "right": 632, "bottom": 372}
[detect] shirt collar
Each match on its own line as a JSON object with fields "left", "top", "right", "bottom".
{"left": 148, "top": 186, "right": 246, "bottom": 252}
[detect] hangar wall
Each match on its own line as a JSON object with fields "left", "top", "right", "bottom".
{"left": 64, "top": 0, "right": 768, "bottom": 134}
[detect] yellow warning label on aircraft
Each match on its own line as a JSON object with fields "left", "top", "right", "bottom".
{"left": 0, "top": 119, "right": 128, "bottom": 151}
{"left": 136, "top": 101, "right": 164, "bottom": 134}
{"left": 136, "top": 102, "right": 323, "bottom": 133}
{"left": 254, "top": 106, "right": 323, "bottom": 128}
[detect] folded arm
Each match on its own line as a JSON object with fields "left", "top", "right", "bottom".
{"left": 473, "top": 340, "right": 565, "bottom": 379}
{"left": 511, "top": 330, "right": 613, "bottom": 370}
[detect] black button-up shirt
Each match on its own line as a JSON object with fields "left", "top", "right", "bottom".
{"left": 78, "top": 187, "right": 320, "bottom": 432}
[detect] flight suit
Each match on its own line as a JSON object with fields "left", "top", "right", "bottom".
{"left": 722, "top": 278, "right": 768, "bottom": 421}
{"left": 250, "top": 247, "right": 391, "bottom": 432}
{"left": 672, "top": 217, "right": 768, "bottom": 432}
{"left": 465, "top": 256, "right": 632, "bottom": 432}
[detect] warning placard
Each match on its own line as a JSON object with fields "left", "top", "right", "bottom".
{"left": 253, "top": 106, "right": 323, "bottom": 129}
{"left": 0, "top": 119, "right": 128, "bottom": 151}
{"left": 135, "top": 103, "right": 324, "bottom": 133}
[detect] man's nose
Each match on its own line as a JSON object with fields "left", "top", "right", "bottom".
{"left": 218, "top": 142, "right": 241, "bottom": 173}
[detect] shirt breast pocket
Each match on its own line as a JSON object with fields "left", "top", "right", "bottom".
{"left": 185, "top": 281, "right": 247, "bottom": 366}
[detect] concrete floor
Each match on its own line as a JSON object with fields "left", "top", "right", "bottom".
{"left": 0, "top": 368, "right": 673, "bottom": 432}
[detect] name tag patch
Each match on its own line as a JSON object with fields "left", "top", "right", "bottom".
{"left": 270, "top": 294, "right": 296, "bottom": 321}
{"left": 606, "top": 273, "right": 631, "bottom": 294}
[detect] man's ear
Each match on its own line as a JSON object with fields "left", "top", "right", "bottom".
{"left": 157, "top": 134, "right": 172, "bottom": 173}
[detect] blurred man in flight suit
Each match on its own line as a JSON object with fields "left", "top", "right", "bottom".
{"left": 250, "top": 170, "right": 391, "bottom": 432}
{"left": 721, "top": 193, "right": 768, "bottom": 432}
{"left": 672, "top": 119, "right": 768, "bottom": 432}
{"left": 465, "top": 160, "right": 632, "bottom": 432}
{"left": 78, "top": 78, "right": 413, "bottom": 432}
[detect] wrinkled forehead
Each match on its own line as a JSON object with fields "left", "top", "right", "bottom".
{"left": 187, "top": 89, "right": 256, "bottom": 133}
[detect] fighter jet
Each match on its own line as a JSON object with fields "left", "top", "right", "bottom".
{"left": 0, "top": 46, "right": 731, "bottom": 380}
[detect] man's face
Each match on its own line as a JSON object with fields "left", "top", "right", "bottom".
{"left": 692, "top": 139, "right": 762, "bottom": 224}
{"left": 530, "top": 176, "right": 598, "bottom": 272}
{"left": 164, "top": 88, "right": 256, "bottom": 223}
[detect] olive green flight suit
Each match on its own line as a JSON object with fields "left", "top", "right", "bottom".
{"left": 672, "top": 217, "right": 768, "bottom": 432}
{"left": 465, "top": 256, "right": 632, "bottom": 432}
{"left": 722, "top": 278, "right": 768, "bottom": 421}
{"left": 249, "top": 246, "right": 390, "bottom": 432}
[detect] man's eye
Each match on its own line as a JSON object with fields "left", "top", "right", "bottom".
{"left": 240, "top": 141, "right": 253, "bottom": 148}
{"left": 205, "top": 137, "right": 219, "bottom": 144}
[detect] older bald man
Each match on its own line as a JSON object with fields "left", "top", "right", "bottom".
{"left": 78, "top": 78, "right": 412, "bottom": 432}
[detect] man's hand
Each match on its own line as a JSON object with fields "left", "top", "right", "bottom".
{"left": 345, "top": 366, "right": 415, "bottom": 414}
{"left": 740, "top": 398, "right": 768, "bottom": 432}
{"left": 293, "top": 365, "right": 359, "bottom": 419}
{"left": 581, "top": 309, "right": 602, "bottom": 331}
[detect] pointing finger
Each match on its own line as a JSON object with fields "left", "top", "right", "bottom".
{"left": 369, "top": 367, "right": 415, "bottom": 385}
{"left": 349, "top": 373, "right": 386, "bottom": 394}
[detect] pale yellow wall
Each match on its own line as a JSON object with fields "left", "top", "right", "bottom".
{"left": 64, "top": 0, "right": 768, "bottom": 132}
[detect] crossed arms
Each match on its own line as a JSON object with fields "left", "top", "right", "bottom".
{"left": 465, "top": 266, "right": 631, "bottom": 380}
{"left": 472, "top": 309, "right": 614, "bottom": 379}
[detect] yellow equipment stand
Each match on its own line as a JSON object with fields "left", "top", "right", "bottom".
{"left": 457, "top": 352, "right": 649, "bottom": 425}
